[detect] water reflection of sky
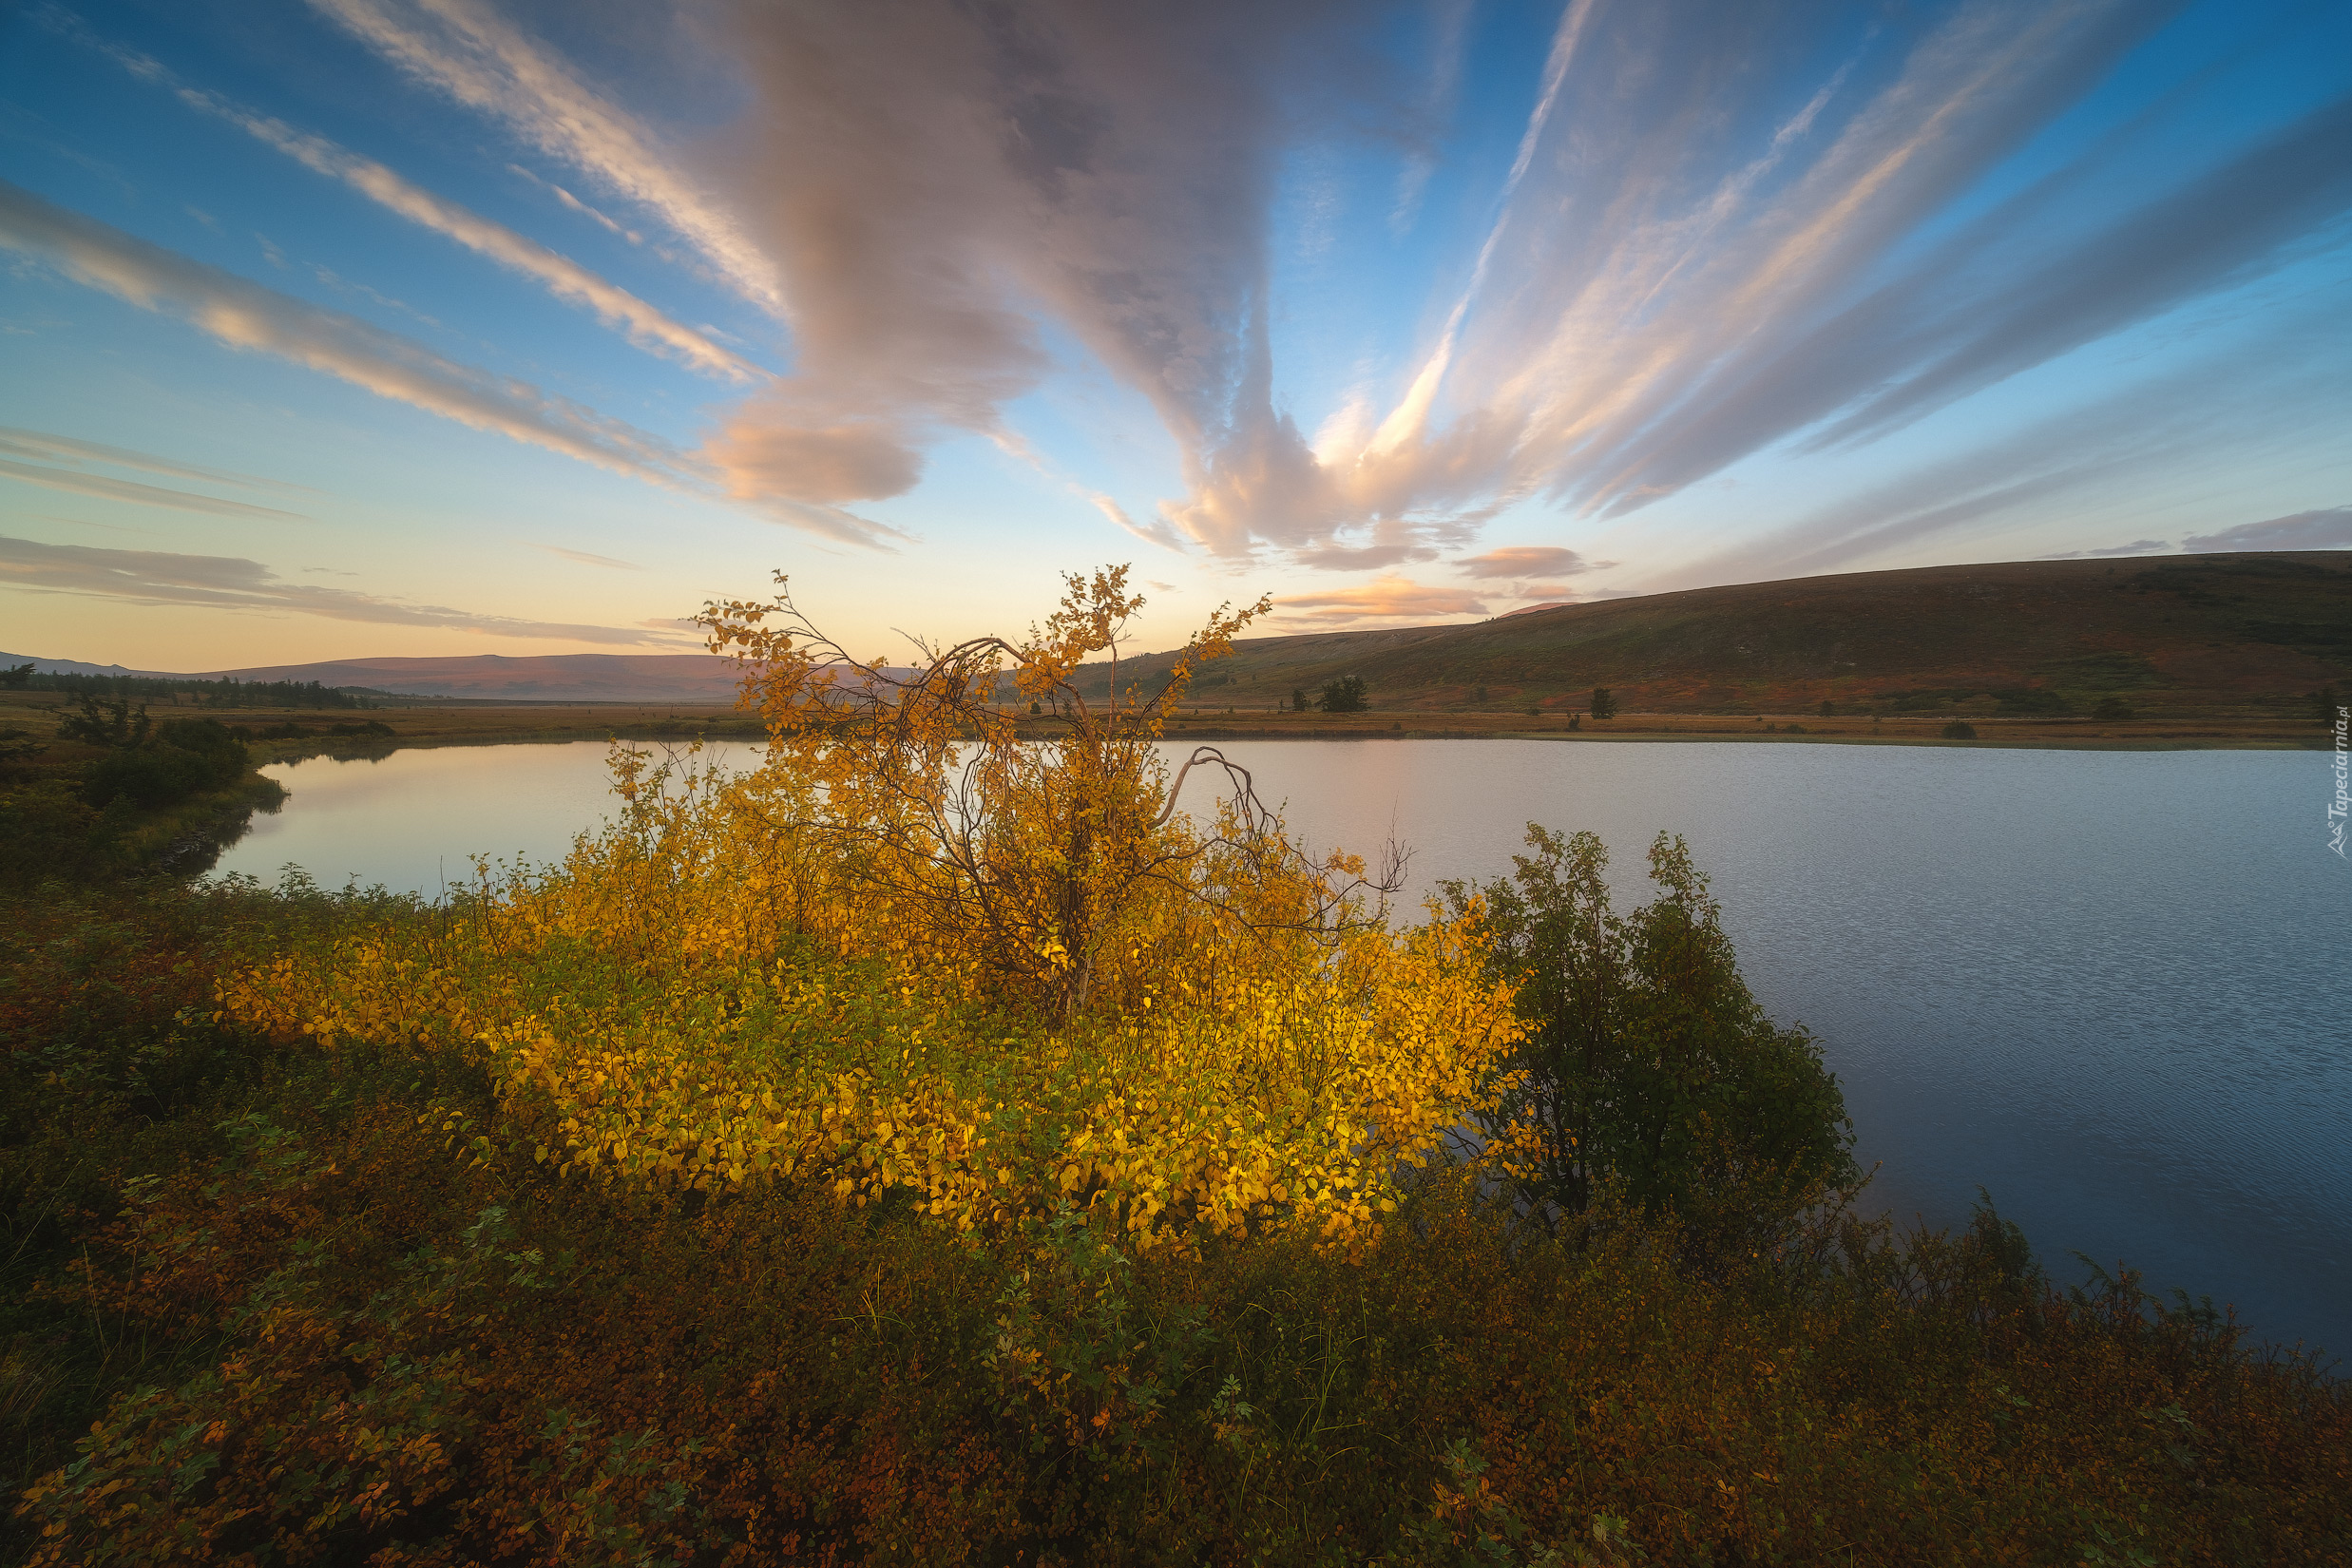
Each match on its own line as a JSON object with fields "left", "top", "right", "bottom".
{"left": 215, "top": 740, "right": 752, "bottom": 898}
{"left": 212, "top": 737, "right": 2350, "bottom": 1358}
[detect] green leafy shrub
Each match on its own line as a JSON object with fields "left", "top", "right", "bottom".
{"left": 80, "top": 720, "right": 249, "bottom": 811}
{"left": 1443, "top": 826, "right": 1856, "bottom": 1244}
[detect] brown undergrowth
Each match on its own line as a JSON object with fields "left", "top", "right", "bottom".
{"left": 4, "top": 883, "right": 2346, "bottom": 1565}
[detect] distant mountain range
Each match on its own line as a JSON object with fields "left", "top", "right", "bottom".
{"left": 14, "top": 550, "right": 2348, "bottom": 713}
{"left": 0, "top": 652, "right": 746, "bottom": 702}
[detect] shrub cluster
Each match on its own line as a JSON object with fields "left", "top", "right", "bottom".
{"left": 0, "top": 706, "right": 280, "bottom": 888}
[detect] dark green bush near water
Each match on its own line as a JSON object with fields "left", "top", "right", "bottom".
{"left": 1444, "top": 826, "right": 1857, "bottom": 1247}
{"left": 81, "top": 719, "right": 250, "bottom": 811}
{"left": 0, "top": 707, "right": 277, "bottom": 888}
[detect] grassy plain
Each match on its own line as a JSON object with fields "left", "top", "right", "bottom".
{"left": 4, "top": 692, "right": 2316, "bottom": 759}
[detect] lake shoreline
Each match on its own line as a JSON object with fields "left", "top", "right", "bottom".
{"left": 243, "top": 703, "right": 2323, "bottom": 757}
{"left": 8, "top": 689, "right": 2323, "bottom": 758}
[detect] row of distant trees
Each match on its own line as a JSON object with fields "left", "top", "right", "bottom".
{"left": 0, "top": 664, "right": 378, "bottom": 710}
{"left": 1289, "top": 677, "right": 1622, "bottom": 717}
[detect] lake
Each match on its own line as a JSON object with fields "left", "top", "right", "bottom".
{"left": 213, "top": 737, "right": 2351, "bottom": 1356}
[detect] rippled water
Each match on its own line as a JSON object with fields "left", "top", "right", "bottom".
{"left": 214, "top": 737, "right": 2350, "bottom": 1355}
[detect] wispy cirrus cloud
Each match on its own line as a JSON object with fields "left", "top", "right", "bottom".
{"left": 51, "top": 2, "right": 2342, "bottom": 579}
{"left": 304, "top": 0, "right": 785, "bottom": 316}
{"left": 0, "top": 426, "right": 315, "bottom": 494}
{"left": 213, "top": 106, "right": 761, "bottom": 382}
{"left": 0, "top": 179, "right": 688, "bottom": 488}
{"left": 1655, "top": 306, "right": 2352, "bottom": 589}
{"left": 1300, "top": 0, "right": 2192, "bottom": 535}
{"left": 0, "top": 180, "right": 901, "bottom": 546}
{"left": 507, "top": 163, "right": 641, "bottom": 244}
{"left": 0, "top": 533, "right": 689, "bottom": 644}
{"left": 40, "top": 10, "right": 760, "bottom": 383}
{"left": 316, "top": 0, "right": 1357, "bottom": 529}
{"left": 0, "top": 457, "right": 311, "bottom": 522}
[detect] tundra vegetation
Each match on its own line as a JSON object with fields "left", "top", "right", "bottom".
{"left": 3, "top": 568, "right": 2345, "bottom": 1565}
{"left": 0, "top": 696, "right": 289, "bottom": 886}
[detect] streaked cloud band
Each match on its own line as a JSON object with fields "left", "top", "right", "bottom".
{"left": 0, "top": 179, "right": 689, "bottom": 488}
{"left": 0, "top": 532, "right": 683, "bottom": 644}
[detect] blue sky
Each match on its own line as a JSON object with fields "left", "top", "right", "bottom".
{"left": 2, "top": 0, "right": 2348, "bottom": 670}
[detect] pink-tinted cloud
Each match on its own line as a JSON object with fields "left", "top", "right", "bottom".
{"left": 675, "top": 2, "right": 1362, "bottom": 547}
{"left": 1273, "top": 574, "right": 1485, "bottom": 625}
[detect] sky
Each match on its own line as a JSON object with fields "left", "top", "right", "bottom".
{"left": 2, "top": 0, "right": 2349, "bottom": 670}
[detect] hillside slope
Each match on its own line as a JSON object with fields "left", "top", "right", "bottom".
{"left": 1085, "top": 553, "right": 2351, "bottom": 717}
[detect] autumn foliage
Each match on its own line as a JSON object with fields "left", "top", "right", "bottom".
{"left": 212, "top": 569, "right": 1516, "bottom": 1258}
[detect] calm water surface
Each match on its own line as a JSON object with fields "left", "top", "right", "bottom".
{"left": 215, "top": 738, "right": 2350, "bottom": 1354}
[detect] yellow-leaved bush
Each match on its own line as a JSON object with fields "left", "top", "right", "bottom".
{"left": 220, "top": 568, "right": 1521, "bottom": 1252}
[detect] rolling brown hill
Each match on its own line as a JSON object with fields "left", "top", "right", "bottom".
{"left": 1082, "top": 552, "right": 2352, "bottom": 718}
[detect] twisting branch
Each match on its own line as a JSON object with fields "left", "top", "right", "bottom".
{"left": 698, "top": 565, "right": 1423, "bottom": 1018}
{"left": 1152, "top": 746, "right": 1269, "bottom": 832}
